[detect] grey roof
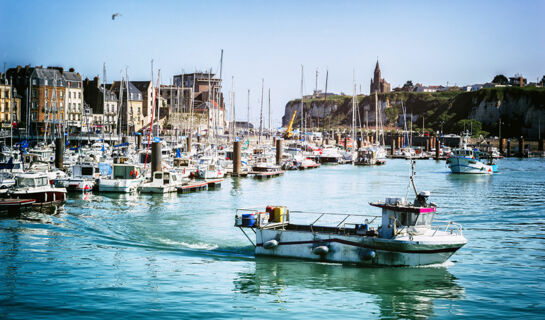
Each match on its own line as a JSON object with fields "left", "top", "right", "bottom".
{"left": 109, "top": 81, "right": 142, "bottom": 101}
{"left": 31, "top": 68, "right": 66, "bottom": 86}
{"left": 99, "top": 87, "right": 117, "bottom": 101}
{"left": 131, "top": 81, "right": 151, "bottom": 93}
{"left": 63, "top": 71, "right": 82, "bottom": 82}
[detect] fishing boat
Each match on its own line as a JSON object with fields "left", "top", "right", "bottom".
{"left": 7, "top": 173, "right": 67, "bottom": 205}
{"left": 235, "top": 162, "right": 466, "bottom": 267}
{"left": 98, "top": 163, "right": 144, "bottom": 193}
{"left": 195, "top": 157, "right": 225, "bottom": 179}
{"left": 446, "top": 134, "right": 497, "bottom": 174}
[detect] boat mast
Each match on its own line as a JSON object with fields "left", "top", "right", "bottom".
{"left": 268, "top": 88, "right": 271, "bottom": 135}
{"left": 247, "top": 89, "right": 250, "bottom": 139}
{"left": 300, "top": 65, "right": 304, "bottom": 141}
{"left": 157, "top": 69, "right": 161, "bottom": 138}
{"left": 102, "top": 63, "right": 106, "bottom": 151}
{"left": 259, "top": 78, "right": 264, "bottom": 145}
{"left": 352, "top": 69, "right": 356, "bottom": 156}
{"left": 125, "top": 68, "right": 130, "bottom": 136}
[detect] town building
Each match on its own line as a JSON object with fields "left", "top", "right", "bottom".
{"left": 509, "top": 74, "right": 527, "bottom": 87}
{"left": 83, "top": 77, "right": 118, "bottom": 134}
{"left": 62, "top": 69, "right": 84, "bottom": 134}
{"left": 0, "top": 78, "right": 21, "bottom": 129}
{"left": 172, "top": 72, "right": 226, "bottom": 134}
{"left": 109, "top": 81, "right": 143, "bottom": 134}
{"left": 370, "top": 61, "right": 391, "bottom": 94}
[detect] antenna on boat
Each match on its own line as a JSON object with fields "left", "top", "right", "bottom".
{"left": 406, "top": 159, "right": 418, "bottom": 200}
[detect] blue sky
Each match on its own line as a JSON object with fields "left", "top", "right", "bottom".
{"left": 1, "top": 0, "right": 544, "bottom": 126}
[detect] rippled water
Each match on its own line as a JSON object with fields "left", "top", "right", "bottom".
{"left": 1, "top": 159, "right": 544, "bottom": 319}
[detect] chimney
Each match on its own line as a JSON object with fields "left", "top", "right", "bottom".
{"left": 69, "top": 67, "right": 75, "bottom": 72}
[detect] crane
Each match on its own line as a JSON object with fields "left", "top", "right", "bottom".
{"left": 283, "top": 110, "right": 297, "bottom": 139}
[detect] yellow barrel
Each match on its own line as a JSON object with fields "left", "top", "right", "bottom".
{"left": 272, "top": 206, "right": 286, "bottom": 223}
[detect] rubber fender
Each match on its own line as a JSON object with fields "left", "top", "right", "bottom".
{"left": 263, "top": 239, "right": 278, "bottom": 249}
{"left": 312, "top": 245, "right": 329, "bottom": 255}
{"left": 362, "top": 250, "right": 376, "bottom": 260}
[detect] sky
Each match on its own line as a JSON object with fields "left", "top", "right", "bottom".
{"left": 1, "top": 0, "right": 544, "bottom": 127}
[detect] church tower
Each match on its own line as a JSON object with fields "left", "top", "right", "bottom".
{"left": 370, "top": 60, "right": 390, "bottom": 94}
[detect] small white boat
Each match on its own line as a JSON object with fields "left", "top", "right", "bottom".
{"left": 319, "top": 147, "right": 342, "bottom": 164}
{"left": 55, "top": 163, "right": 99, "bottom": 192}
{"left": 98, "top": 164, "right": 143, "bottom": 193}
{"left": 447, "top": 134, "right": 497, "bottom": 174}
{"left": 139, "top": 171, "right": 185, "bottom": 194}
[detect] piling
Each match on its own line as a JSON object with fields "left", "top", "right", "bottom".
{"left": 425, "top": 137, "right": 430, "bottom": 152}
{"left": 370, "top": 136, "right": 374, "bottom": 144}
{"left": 55, "top": 137, "right": 64, "bottom": 169}
{"left": 335, "top": 134, "right": 340, "bottom": 145}
{"left": 233, "top": 140, "right": 241, "bottom": 174}
{"left": 276, "top": 138, "right": 282, "bottom": 165}
{"left": 391, "top": 137, "right": 396, "bottom": 155}
{"left": 151, "top": 142, "right": 162, "bottom": 173}
{"left": 397, "top": 136, "right": 401, "bottom": 149}
{"left": 518, "top": 137, "right": 524, "bottom": 157}
{"left": 136, "top": 135, "right": 142, "bottom": 151}
{"left": 197, "top": 135, "right": 201, "bottom": 143}
{"left": 325, "top": 138, "right": 329, "bottom": 146}
{"left": 435, "top": 136, "right": 440, "bottom": 160}
{"left": 499, "top": 138, "right": 505, "bottom": 155}
{"left": 344, "top": 136, "right": 348, "bottom": 151}
{"left": 539, "top": 139, "right": 544, "bottom": 152}
{"left": 186, "top": 134, "right": 192, "bottom": 153}
{"left": 357, "top": 138, "right": 362, "bottom": 150}
{"left": 506, "top": 139, "right": 511, "bottom": 157}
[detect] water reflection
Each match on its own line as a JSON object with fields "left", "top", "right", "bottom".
{"left": 234, "top": 258, "right": 464, "bottom": 319}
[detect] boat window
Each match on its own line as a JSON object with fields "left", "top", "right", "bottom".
{"left": 81, "top": 167, "right": 93, "bottom": 176}
{"left": 154, "top": 172, "right": 162, "bottom": 180}
{"left": 36, "top": 177, "right": 48, "bottom": 187}
{"left": 16, "top": 177, "right": 36, "bottom": 188}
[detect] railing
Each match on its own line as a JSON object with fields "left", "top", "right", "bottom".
{"left": 431, "top": 219, "right": 463, "bottom": 236}
{"left": 235, "top": 206, "right": 380, "bottom": 232}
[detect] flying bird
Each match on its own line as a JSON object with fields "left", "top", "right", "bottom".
{"left": 112, "top": 13, "right": 121, "bottom": 20}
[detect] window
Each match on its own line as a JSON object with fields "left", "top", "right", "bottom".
{"left": 78, "top": 92, "right": 81, "bottom": 98}
{"left": 60, "top": 91, "right": 63, "bottom": 98}
{"left": 45, "top": 89, "right": 48, "bottom": 97}
{"left": 44, "top": 80, "right": 48, "bottom": 86}
{"left": 32, "top": 79, "right": 37, "bottom": 85}
{"left": 31, "top": 112, "right": 37, "bottom": 120}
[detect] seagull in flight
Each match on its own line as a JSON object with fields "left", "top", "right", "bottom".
{"left": 112, "top": 13, "right": 121, "bottom": 20}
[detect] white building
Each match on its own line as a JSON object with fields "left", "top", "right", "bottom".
{"left": 63, "top": 70, "right": 84, "bottom": 133}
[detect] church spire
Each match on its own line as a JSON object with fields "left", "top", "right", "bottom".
{"left": 375, "top": 60, "right": 380, "bottom": 72}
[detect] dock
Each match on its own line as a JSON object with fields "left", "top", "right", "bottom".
{"left": 251, "top": 170, "right": 285, "bottom": 179}
{"left": 177, "top": 179, "right": 224, "bottom": 193}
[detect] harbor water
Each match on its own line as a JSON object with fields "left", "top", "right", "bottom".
{"left": 1, "top": 159, "right": 544, "bottom": 319}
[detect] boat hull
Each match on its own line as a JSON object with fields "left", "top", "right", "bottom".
{"left": 255, "top": 228, "right": 465, "bottom": 267}
{"left": 98, "top": 179, "right": 141, "bottom": 193}
{"left": 448, "top": 157, "right": 494, "bottom": 174}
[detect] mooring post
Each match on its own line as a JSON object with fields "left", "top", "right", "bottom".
{"left": 136, "top": 134, "right": 142, "bottom": 151}
{"left": 499, "top": 138, "right": 504, "bottom": 155}
{"left": 233, "top": 140, "right": 241, "bottom": 174}
{"left": 186, "top": 134, "right": 192, "bottom": 153}
{"left": 435, "top": 136, "right": 440, "bottom": 160}
{"left": 276, "top": 138, "right": 282, "bottom": 165}
{"left": 506, "top": 139, "right": 511, "bottom": 157}
{"left": 151, "top": 142, "right": 162, "bottom": 173}
{"left": 55, "top": 137, "right": 64, "bottom": 169}
{"left": 357, "top": 137, "right": 362, "bottom": 150}
{"left": 539, "top": 139, "right": 544, "bottom": 152}
{"left": 518, "top": 137, "right": 524, "bottom": 157}
{"left": 391, "top": 136, "right": 396, "bottom": 155}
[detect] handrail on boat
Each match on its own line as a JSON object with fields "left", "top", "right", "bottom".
{"left": 432, "top": 219, "right": 463, "bottom": 236}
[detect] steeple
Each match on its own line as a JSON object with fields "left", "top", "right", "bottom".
{"left": 375, "top": 60, "right": 380, "bottom": 73}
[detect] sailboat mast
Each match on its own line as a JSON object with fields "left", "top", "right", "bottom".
{"left": 102, "top": 63, "right": 106, "bottom": 148}
{"left": 300, "top": 65, "right": 304, "bottom": 141}
{"left": 259, "top": 78, "right": 264, "bottom": 145}
{"left": 247, "top": 89, "right": 250, "bottom": 138}
{"left": 268, "top": 88, "right": 271, "bottom": 133}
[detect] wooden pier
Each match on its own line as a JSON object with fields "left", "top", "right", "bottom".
{"left": 177, "top": 179, "right": 223, "bottom": 193}
{"left": 251, "top": 170, "right": 285, "bottom": 179}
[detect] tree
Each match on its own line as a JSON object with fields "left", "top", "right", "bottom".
{"left": 402, "top": 80, "right": 414, "bottom": 91}
{"left": 454, "top": 119, "right": 483, "bottom": 137}
{"left": 541, "top": 75, "right": 545, "bottom": 86}
{"left": 492, "top": 74, "right": 508, "bottom": 85}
